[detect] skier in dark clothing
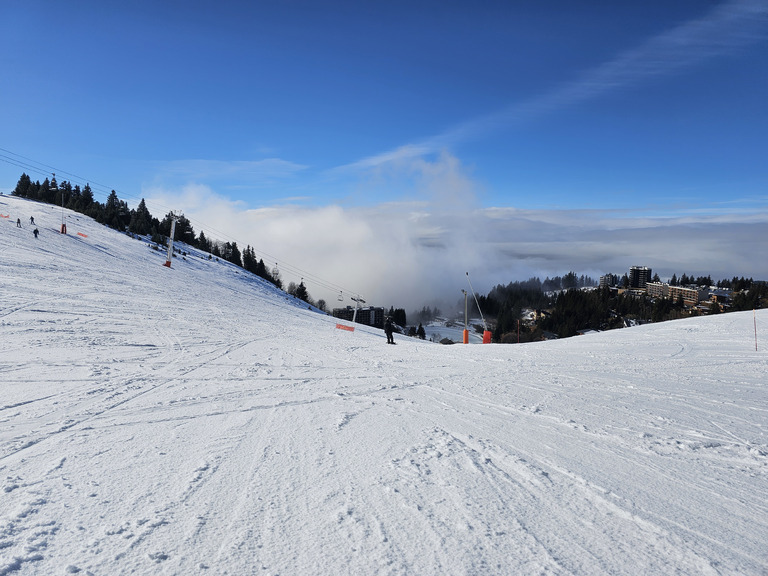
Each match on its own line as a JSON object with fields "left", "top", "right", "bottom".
{"left": 384, "top": 317, "right": 395, "bottom": 344}
{"left": 29, "top": 216, "right": 35, "bottom": 225}
{"left": 16, "top": 218, "right": 22, "bottom": 228}
{"left": 33, "top": 228, "right": 39, "bottom": 238}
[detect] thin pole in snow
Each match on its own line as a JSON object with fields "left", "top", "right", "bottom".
{"left": 58, "top": 174, "right": 62, "bottom": 222}
{"left": 164, "top": 214, "right": 177, "bottom": 268}
{"left": 462, "top": 290, "right": 469, "bottom": 344}
{"left": 54, "top": 173, "right": 66, "bottom": 234}
{"left": 465, "top": 272, "right": 487, "bottom": 331}
{"left": 467, "top": 272, "right": 493, "bottom": 344}
{"left": 351, "top": 295, "right": 365, "bottom": 325}
{"left": 755, "top": 309, "right": 758, "bottom": 352}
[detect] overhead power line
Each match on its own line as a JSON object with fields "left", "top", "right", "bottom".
{"left": 0, "top": 147, "right": 363, "bottom": 303}
{"left": 0, "top": 147, "right": 139, "bottom": 204}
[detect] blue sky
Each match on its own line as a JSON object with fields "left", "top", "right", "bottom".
{"left": 2, "top": 1, "right": 767, "bottom": 308}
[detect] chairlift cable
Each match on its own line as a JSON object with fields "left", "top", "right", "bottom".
{"left": 1, "top": 147, "right": 363, "bottom": 301}
{"left": 0, "top": 148, "right": 131, "bottom": 204}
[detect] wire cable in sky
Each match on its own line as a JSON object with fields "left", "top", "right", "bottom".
{"left": 0, "top": 147, "right": 363, "bottom": 303}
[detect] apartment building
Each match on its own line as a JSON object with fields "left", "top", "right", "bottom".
{"left": 629, "top": 266, "right": 652, "bottom": 289}
{"left": 645, "top": 282, "right": 710, "bottom": 307}
{"left": 600, "top": 273, "right": 619, "bottom": 288}
{"left": 332, "top": 306, "right": 385, "bottom": 328}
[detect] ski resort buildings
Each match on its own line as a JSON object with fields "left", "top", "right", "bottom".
{"left": 645, "top": 282, "right": 711, "bottom": 307}
{"left": 332, "top": 306, "right": 385, "bottom": 329}
{"left": 598, "top": 265, "right": 733, "bottom": 309}
{"left": 629, "top": 266, "right": 653, "bottom": 289}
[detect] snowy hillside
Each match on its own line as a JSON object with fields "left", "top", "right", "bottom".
{"left": 2, "top": 195, "right": 767, "bottom": 575}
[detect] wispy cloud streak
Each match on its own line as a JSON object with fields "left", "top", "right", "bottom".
{"left": 341, "top": 0, "right": 768, "bottom": 172}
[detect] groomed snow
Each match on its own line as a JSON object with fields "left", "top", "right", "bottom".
{"left": 2, "top": 195, "right": 767, "bottom": 575}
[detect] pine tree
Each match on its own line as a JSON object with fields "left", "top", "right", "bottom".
{"left": 196, "top": 231, "right": 211, "bottom": 253}
{"left": 129, "top": 199, "right": 153, "bottom": 235}
{"left": 220, "top": 242, "right": 242, "bottom": 267}
{"left": 68, "top": 185, "right": 82, "bottom": 210}
{"left": 175, "top": 215, "right": 196, "bottom": 244}
{"left": 230, "top": 242, "right": 242, "bottom": 267}
{"left": 12, "top": 173, "right": 32, "bottom": 197}
{"left": 294, "top": 281, "right": 310, "bottom": 303}
{"left": 102, "top": 191, "right": 125, "bottom": 229}
{"left": 43, "top": 176, "right": 58, "bottom": 204}
{"left": 81, "top": 184, "right": 94, "bottom": 211}
{"left": 255, "top": 259, "right": 268, "bottom": 279}
{"left": 242, "top": 245, "right": 259, "bottom": 275}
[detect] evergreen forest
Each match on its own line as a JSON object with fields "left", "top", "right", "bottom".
{"left": 10, "top": 173, "right": 289, "bottom": 295}
{"left": 11, "top": 171, "right": 766, "bottom": 343}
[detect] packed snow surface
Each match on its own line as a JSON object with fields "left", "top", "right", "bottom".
{"left": 2, "top": 195, "right": 767, "bottom": 575}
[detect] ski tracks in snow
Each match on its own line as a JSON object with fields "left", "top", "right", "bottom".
{"left": 376, "top": 395, "right": 718, "bottom": 575}
{"left": 3, "top": 197, "right": 768, "bottom": 575}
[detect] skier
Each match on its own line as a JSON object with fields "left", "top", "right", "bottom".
{"left": 29, "top": 216, "right": 35, "bottom": 225}
{"left": 16, "top": 218, "right": 22, "bottom": 228}
{"left": 384, "top": 316, "right": 395, "bottom": 345}
{"left": 33, "top": 228, "right": 39, "bottom": 238}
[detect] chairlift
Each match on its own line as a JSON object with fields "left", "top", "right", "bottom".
{"left": 337, "top": 291, "right": 344, "bottom": 302}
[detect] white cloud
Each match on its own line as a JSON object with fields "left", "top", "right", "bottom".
{"left": 145, "top": 155, "right": 768, "bottom": 313}
{"left": 139, "top": 1, "right": 768, "bottom": 313}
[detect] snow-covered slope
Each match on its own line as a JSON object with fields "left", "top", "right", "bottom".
{"left": 2, "top": 195, "right": 767, "bottom": 575}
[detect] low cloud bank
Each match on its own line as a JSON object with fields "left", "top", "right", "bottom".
{"left": 145, "top": 154, "right": 768, "bottom": 312}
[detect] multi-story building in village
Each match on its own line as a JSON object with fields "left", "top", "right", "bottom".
{"left": 629, "top": 266, "right": 652, "bottom": 289}
{"left": 645, "top": 282, "right": 710, "bottom": 307}
{"left": 599, "top": 273, "right": 619, "bottom": 288}
{"left": 332, "top": 306, "right": 385, "bottom": 329}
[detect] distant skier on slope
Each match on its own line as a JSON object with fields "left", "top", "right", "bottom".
{"left": 33, "top": 228, "right": 39, "bottom": 238}
{"left": 384, "top": 317, "right": 395, "bottom": 345}
{"left": 16, "top": 218, "right": 22, "bottom": 228}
